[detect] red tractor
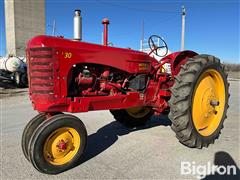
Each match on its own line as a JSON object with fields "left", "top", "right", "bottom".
{"left": 22, "top": 10, "right": 229, "bottom": 174}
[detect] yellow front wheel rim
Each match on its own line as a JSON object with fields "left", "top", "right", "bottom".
{"left": 192, "top": 69, "right": 225, "bottom": 137}
{"left": 43, "top": 127, "right": 80, "bottom": 165}
{"left": 126, "top": 106, "right": 151, "bottom": 118}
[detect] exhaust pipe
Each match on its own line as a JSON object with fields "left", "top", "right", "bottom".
{"left": 73, "top": 10, "right": 82, "bottom": 41}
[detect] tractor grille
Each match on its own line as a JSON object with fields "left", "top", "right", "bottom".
{"left": 28, "top": 47, "right": 55, "bottom": 96}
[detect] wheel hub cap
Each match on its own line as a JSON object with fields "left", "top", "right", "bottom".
{"left": 43, "top": 127, "right": 80, "bottom": 165}
{"left": 57, "top": 139, "right": 68, "bottom": 151}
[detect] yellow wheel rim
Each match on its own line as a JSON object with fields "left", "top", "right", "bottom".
{"left": 43, "top": 127, "right": 80, "bottom": 165}
{"left": 192, "top": 69, "right": 225, "bottom": 137}
{"left": 126, "top": 106, "right": 151, "bottom": 118}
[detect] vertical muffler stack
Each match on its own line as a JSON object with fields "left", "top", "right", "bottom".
{"left": 73, "top": 10, "right": 82, "bottom": 41}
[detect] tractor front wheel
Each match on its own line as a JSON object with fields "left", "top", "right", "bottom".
{"left": 168, "top": 55, "right": 229, "bottom": 148}
{"left": 28, "top": 114, "right": 87, "bottom": 174}
{"left": 110, "top": 106, "right": 153, "bottom": 127}
{"left": 21, "top": 113, "right": 47, "bottom": 161}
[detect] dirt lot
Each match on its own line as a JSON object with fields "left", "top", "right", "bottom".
{"left": 0, "top": 79, "right": 239, "bottom": 179}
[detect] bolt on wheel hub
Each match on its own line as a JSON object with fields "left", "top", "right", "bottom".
{"left": 43, "top": 127, "right": 81, "bottom": 165}
{"left": 57, "top": 139, "right": 68, "bottom": 151}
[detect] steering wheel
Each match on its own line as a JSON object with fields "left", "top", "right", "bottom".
{"left": 148, "top": 35, "right": 168, "bottom": 57}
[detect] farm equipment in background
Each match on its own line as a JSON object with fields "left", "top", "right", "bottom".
{"left": 22, "top": 10, "right": 229, "bottom": 174}
{"left": 0, "top": 55, "right": 28, "bottom": 87}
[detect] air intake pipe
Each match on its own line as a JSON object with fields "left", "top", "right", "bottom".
{"left": 73, "top": 10, "right": 82, "bottom": 41}
{"left": 102, "top": 18, "right": 109, "bottom": 46}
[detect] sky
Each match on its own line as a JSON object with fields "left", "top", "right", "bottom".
{"left": 0, "top": 0, "right": 239, "bottom": 63}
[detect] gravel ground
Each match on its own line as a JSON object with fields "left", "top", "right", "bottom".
{"left": 0, "top": 80, "right": 239, "bottom": 180}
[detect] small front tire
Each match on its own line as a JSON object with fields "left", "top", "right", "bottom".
{"left": 28, "top": 114, "right": 87, "bottom": 174}
{"left": 21, "top": 113, "right": 46, "bottom": 161}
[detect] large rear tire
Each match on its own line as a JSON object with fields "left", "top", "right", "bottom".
{"left": 110, "top": 106, "right": 153, "bottom": 127}
{"left": 168, "top": 55, "right": 229, "bottom": 148}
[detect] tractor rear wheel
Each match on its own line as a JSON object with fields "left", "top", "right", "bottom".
{"left": 28, "top": 114, "right": 87, "bottom": 174}
{"left": 168, "top": 55, "right": 229, "bottom": 148}
{"left": 110, "top": 106, "right": 153, "bottom": 127}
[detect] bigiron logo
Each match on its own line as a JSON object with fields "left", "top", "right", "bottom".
{"left": 180, "top": 161, "right": 237, "bottom": 179}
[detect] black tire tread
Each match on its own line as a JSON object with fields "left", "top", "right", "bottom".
{"left": 28, "top": 114, "right": 87, "bottom": 174}
{"left": 21, "top": 113, "right": 46, "bottom": 161}
{"left": 168, "top": 54, "right": 229, "bottom": 148}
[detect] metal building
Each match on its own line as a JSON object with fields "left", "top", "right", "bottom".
{"left": 4, "top": 0, "right": 45, "bottom": 56}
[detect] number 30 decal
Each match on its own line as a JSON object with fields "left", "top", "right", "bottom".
{"left": 64, "top": 52, "right": 72, "bottom": 59}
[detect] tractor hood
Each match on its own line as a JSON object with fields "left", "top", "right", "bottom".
{"left": 27, "top": 35, "right": 158, "bottom": 74}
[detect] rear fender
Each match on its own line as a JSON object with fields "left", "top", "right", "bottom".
{"left": 162, "top": 50, "right": 198, "bottom": 77}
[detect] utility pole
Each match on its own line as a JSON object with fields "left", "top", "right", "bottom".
{"left": 52, "top": 20, "right": 56, "bottom": 36}
{"left": 181, "top": 6, "right": 186, "bottom": 51}
{"left": 141, "top": 20, "right": 144, "bottom": 51}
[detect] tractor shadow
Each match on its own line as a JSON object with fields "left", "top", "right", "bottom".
{"left": 79, "top": 114, "right": 171, "bottom": 165}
